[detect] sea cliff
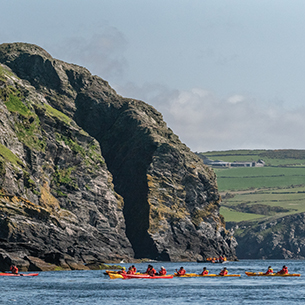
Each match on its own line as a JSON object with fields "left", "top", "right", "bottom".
{"left": 0, "top": 43, "right": 236, "bottom": 270}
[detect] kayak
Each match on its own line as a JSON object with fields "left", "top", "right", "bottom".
{"left": 245, "top": 272, "right": 301, "bottom": 277}
{"left": 121, "top": 274, "right": 173, "bottom": 279}
{"left": 175, "top": 273, "right": 240, "bottom": 277}
{"left": 108, "top": 273, "right": 124, "bottom": 279}
{"left": 0, "top": 273, "right": 39, "bottom": 277}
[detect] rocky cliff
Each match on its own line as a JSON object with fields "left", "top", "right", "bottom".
{"left": 0, "top": 43, "right": 236, "bottom": 270}
{"left": 233, "top": 213, "right": 305, "bottom": 259}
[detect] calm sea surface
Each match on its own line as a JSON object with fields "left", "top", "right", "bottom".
{"left": 1, "top": 260, "right": 305, "bottom": 304}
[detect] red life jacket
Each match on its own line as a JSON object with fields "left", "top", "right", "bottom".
{"left": 178, "top": 269, "right": 186, "bottom": 275}
{"left": 132, "top": 267, "right": 137, "bottom": 273}
{"left": 265, "top": 268, "right": 273, "bottom": 274}
{"left": 159, "top": 268, "right": 167, "bottom": 275}
{"left": 10, "top": 266, "right": 18, "bottom": 274}
{"left": 220, "top": 269, "right": 228, "bottom": 276}
{"left": 282, "top": 267, "right": 288, "bottom": 274}
{"left": 201, "top": 270, "right": 209, "bottom": 275}
{"left": 149, "top": 268, "right": 157, "bottom": 276}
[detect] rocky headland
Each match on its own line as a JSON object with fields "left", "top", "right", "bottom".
{"left": 232, "top": 213, "right": 305, "bottom": 259}
{"left": 0, "top": 43, "right": 236, "bottom": 271}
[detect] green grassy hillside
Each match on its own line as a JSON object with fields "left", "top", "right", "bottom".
{"left": 197, "top": 150, "right": 305, "bottom": 224}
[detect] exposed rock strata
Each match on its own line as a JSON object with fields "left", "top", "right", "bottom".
{"left": 0, "top": 43, "right": 236, "bottom": 270}
{"left": 233, "top": 213, "right": 305, "bottom": 259}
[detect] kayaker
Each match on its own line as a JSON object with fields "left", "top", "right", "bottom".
{"left": 219, "top": 267, "right": 228, "bottom": 276}
{"left": 158, "top": 266, "right": 167, "bottom": 276}
{"left": 148, "top": 266, "right": 157, "bottom": 276}
{"left": 10, "top": 265, "right": 18, "bottom": 274}
{"left": 277, "top": 265, "right": 288, "bottom": 275}
{"left": 145, "top": 264, "right": 153, "bottom": 274}
{"left": 176, "top": 267, "right": 186, "bottom": 276}
{"left": 118, "top": 267, "right": 127, "bottom": 275}
{"left": 200, "top": 267, "right": 209, "bottom": 275}
{"left": 127, "top": 266, "right": 134, "bottom": 274}
{"left": 265, "top": 266, "right": 273, "bottom": 275}
{"left": 131, "top": 265, "right": 137, "bottom": 273}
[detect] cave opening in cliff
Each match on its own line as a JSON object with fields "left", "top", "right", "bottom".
{"left": 74, "top": 99, "right": 162, "bottom": 260}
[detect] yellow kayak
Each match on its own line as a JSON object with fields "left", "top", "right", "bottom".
{"left": 106, "top": 270, "right": 144, "bottom": 279}
{"left": 245, "top": 272, "right": 301, "bottom": 277}
{"left": 174, "top": 273, "right": 240, "bottom": 277}
{"left": 108, "top": 273, "right": 124, "bottom": 279}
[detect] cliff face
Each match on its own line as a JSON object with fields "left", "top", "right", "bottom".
{"left": 234, "top": 213, "right": 305, "bottom": 259}
{"left": 0, "top": 43, "right": 236, "bottom": 269}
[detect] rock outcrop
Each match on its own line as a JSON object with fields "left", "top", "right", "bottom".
{"left": 0, "top": 43, "right": 236, "bottom": 270}
{"left": 233, "top": 213, "right": 305, "bottom": 259}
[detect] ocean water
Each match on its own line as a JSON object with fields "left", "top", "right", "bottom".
{"left": 1, "top": 260, "right": 305, "bottom": 304}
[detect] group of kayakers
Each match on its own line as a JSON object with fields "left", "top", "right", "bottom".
{"left": 206, "top": 256, "right": 227, "bottom": 263}
{"left": 116, "top": 264, "right": 289, "bottom": 277}
{"left": 118, "top": 264, "right": 167, "bottom": 276}
{"left": 117, "top": 265, "right": 229, "bottom": 276}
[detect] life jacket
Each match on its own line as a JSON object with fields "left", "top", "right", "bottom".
{"left": 265, "top": 268, "right": 273, "bottom": 274}
{"left": 119, "top": 270, "right": 127, "bottom": 275}
{"left": 149, "top": 268, "right": 157, "bottom": 276}
{"left": 201, "top": 270, "right": 209, "bottom": 275}
{"left": 159, "top": 268, "right": 167, "bottom": 275}
{"left": 132, "top": 267, "right": 137, "bottom": 273}
{"left": 177, "top": 269, "right": 186, "bottom": 275}
{"left": 127, "top": 269, "right": 134, "bottom": 274}
{"left": 10, "top": 266, "right": 18, "bottom": 274}
{"left": 220, "top": 269, "right": 228, "bottom": 276}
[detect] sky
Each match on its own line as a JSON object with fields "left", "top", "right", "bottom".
{"left": 1, "top": 0, "right": 305, "bottom": 152}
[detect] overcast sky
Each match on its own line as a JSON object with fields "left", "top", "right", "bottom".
{"left": 1, "top": 0, "right": 305, "bottom": 152}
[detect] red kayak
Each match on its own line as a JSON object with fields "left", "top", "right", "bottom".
{"left": 0, "top": 273, "right": 39, "bottom": 277}
{"left": 121, "top": 274, "right": 173, "bottom": 279}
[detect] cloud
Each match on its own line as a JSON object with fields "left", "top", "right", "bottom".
{"left": 50, "top": 26, "right": 128, "bottom": 80}
{"left": 117, "top": 83, "right": 305, "bottom": 152}
{"left": 227, "top": 94, "right": 245, "bottom": 104}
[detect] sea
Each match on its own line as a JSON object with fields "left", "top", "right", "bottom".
{"left": 1, "top": 260, "right": 305, "bottom": 305}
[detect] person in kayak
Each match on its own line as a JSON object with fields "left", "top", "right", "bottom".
{"left": 265, "top": 266, "right": 273, "bottom": 274}
{"left": 148, "top": 266, "right": 157, "bottom": 276}
{"left": 10, "top": 265, "right": 18, "bottom": 274}
{"left": 131, "top": 265, "right": 137, "bottom": 273}
{"left": 277, "top": 265, "right": 288, "bottom": 274}
{"left": 158, "top": 266, "right": 167, "bottom": 276}
{"left": 127, "top": 266, "right": 135, "bottom": 274}
{"left": 176, "top": 267, "right": 186, "bottom": 276}
{"left": 200, "top": 267, "right": 209, "bottom": 275}
{"left": 145, "top": 264, "right": 152, "bottom": 274}
{"left": 118, "top": 267, "right": 127, "bottom": 275}
{"left": 219, "top": 267, "right": 228, "bottom": 276}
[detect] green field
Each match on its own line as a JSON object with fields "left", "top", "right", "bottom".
{"left": 198, "top": 150, "right": 305, "bottom": 224}
{"left": 215, "top": 167, "right": 305, "bottom": 191}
